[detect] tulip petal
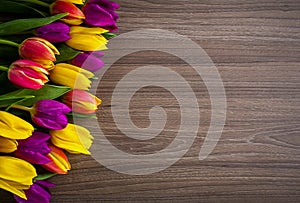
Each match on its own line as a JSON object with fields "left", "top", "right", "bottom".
{"left": 50, "top": 124, "right": 93, "bottom": 154}
{"left": 0, "top": 137, "right": 18, "bottom": 153}
{"left": 0, "top": 179, "right": 27, "bottom": 200}
{"left": 0, "top": 111, "right": 34, "bottom": 140}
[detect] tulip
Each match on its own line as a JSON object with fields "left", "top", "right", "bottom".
{"left": 0, "top": 111, "right": 34, "bottom": 140}
{"left": 14, "top": 180, "right": 55, "bottom": 203}
{"left": 50, "top": 1, "right": 85, "bottom": 25}
{"left": 14, "top": 132, "right": 51, "bottom": 165}
{"left": 42, "top": 144, "right": 71, "bottom": 174}
{"left": 70, "top": 51, "right": 104, "bottom": 72}
{"left": 35, "top": 22, "right": 71, "bottom": 43}
{"left": 19, "top": 37, "right": 59, "bottom": 70}
{"left": 50, "top": 63, "right": 94, "bottom": 90}
{"left": 82, "top": 0, "right": 119, "bottom": 31}
{"left": 31, "top": 100, "right": 71, "bottom": 130}
{"left": 60, "top": 0, "right": 85, "bottom": 4}
{"left": 0, "top": 156, "right": 37, "bottom": 199}
{"left": 50, "top": 123, "right": 93, "bottom": 154}
{"left": 66, "top": 26, "right": 108, "bottom": 51}
{"left": 0, "top": 136, "right": 18, "bottom": 153}
{"left": 8, "top": 59, "right": 49, "bottom": 90}
{"left": 62, "top": 90, "right": 102, "bottom": 114}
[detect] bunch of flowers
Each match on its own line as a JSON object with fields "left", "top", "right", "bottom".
{"left": 0, "top": 0, "right": 119, "bottom": 202}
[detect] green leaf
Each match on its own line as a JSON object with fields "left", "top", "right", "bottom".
{"left": 56, "top": 44, "right": 81, "bottom": 63}
{"left": 1, "top": 84, "right": 71, "bottom": 107}
{"left": 0, "top": 95, "right": 35, "bottom": 107}
{"left": 0, "top": 1, "right": 46, "bottom": 17}
{"left": 34, "top": 173, "right": 56, "bottom": 181}
{"left": 68, "top": 112, "right": 97, "bottom": 119}
{"left": 0, "top": 13, "right": 68, "bottom": 36}
{"left": 102, "top": 32, "right": 117, "bottom": 39}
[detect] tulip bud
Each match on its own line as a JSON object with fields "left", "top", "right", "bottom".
{"left": 82, "top": 0, "right": 119, "bottom": 31}
{"left": 70, "top": 51, "right": 104, "bottom": 72}
{"left": 19, "top": 37, "right": 59, "bottom": 70}
{"left": 66, "top": 26, "right": 109, "bottom": 51}
{"left": 14, "top": 131, "right": 51, "bottom": 165}
{"left": 0, "top": 156, "right": 37, "bottom": 199}
{"left": 8, "top": 59, "right": 49, "bottom": 90}
{"left": 42, "top": 144, "right": 71, "bottom": 174}
{"left": 0, "top": 111, "right": 34, "bottom": 140}
{"left": 50, "top": 1, "right": 85, "bottom": 25}
{"left": 31, "top": 100, "right": 71, "bottom": 130}
{"left": 50, "top": 123, "right": 93, "bottom": 154}
{"left": 62, "top": 90, "right": 102, "bottom": 114}
{"left": 60, "top": 0, "right": 85, "bottom": 4}
{"left": 50, "top": 63, "right": 94, "bottom": 90}
{"left": 14, "top": 180, "right": 55, "bottom": 203}
{"left": 36, "top": 22, "right": 71, "bottom": 43}
{"left": 0, "top": 136, "right": 18, "bottom": 153}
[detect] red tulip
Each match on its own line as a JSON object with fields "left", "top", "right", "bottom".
{"left": 19, "top": 37, "right": 59, "bottom": 70}
{"left": 42, "top": 144, "right": 71, "bottom": 174}
{"left": 62, "top": 90, "right": 102, "bottom": 114}
{"left": 50, "top": 1, "right": 85, "bottom": 25}
{"left": 8, "top": 60, "right": 49, "bottom": 89}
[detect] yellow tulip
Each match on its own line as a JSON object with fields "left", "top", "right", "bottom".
{"left": 66, "top": 26, "right": 109, "bottom": 51}
{"left": 0, "top": 111, "right": 34, "bottom": 139}
{"left": 50, "top": 63, "right": 94, "bottom": 90}
{"left": 0, "top": 136, "right": 18, "bottom": 153}
{"left": 50, "top": 123, "right": 93, "bottom": 154}
{"left": 62, "top": 0, "right": 85, "bottom": 4}
{"left": 0, "top": 156, "right": 37, "bottom": 199}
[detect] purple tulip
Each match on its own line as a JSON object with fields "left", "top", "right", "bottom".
{"left": 70, "top": 51, "right": 104, "bottom": 72}
{"left": 82, "top": 0, "right": 120, "bottom": 31}
{"left": 31, "top": 100, "right": 71, "bottom": 130}
{"left": 36, "top": 22, "right": 71, "bottom": 43}
{"left": 14, "top": 131, "right": 51, "bottom": 165}
{"left": 14, "top": 180, "right": 55, "bottom": 203}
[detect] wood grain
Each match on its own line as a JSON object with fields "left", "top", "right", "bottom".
{"left": 1, "top": 0, "right": 300, "bottom": 202}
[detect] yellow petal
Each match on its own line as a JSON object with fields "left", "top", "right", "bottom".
{"left": 0, "top": 179, "right": 27, "bottom": 200}
{"left": 70, "top": 26, "right": 108, "bottom": 35}
{"left": 0, "top": 156, "right": 36, "bottom": 199}
{"left": 66, "top": 34, "right": 108, "bottom": 51}
{"left": 0, "top": 137, "right": 18, "bottom": 153}
{"left": 50, "top": 124, "right": 93, "bottom": 154}
{"left": 50, "top": 64, "right": 91, "bottom": 90}
{"left": 55, "top": 63, "right": 94, "bottom": 78}
{"left": 0, "top": 111, "right": 34, "bottom": 139}
{"left": 62, "top": 0, "right": 85, "bottom": 4}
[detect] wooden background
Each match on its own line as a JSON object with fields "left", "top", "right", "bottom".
{"left": 1, "top": 0, "right": 300, "bottom": 202}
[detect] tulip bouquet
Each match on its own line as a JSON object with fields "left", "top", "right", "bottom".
{"left": 0, "top": 0, "right": 119, "bottom": 202}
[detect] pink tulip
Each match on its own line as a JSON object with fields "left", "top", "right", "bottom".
{"left": 8, "top": 60, "right": 49, "bottom": 89}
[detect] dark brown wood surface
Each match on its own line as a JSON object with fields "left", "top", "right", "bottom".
{"left": 1, "top": 0, "right": 300, "bottom": 202}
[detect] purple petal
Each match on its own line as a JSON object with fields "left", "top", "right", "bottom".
{"left": 14, "top": 150, "right": 51, "bottom": 165}
{"left": 83, "top": 4, "right": 116, "bottom": 27}
{"left": 70, "top": 52, "right": 104, "bottom": 72}
{"left": 18, "top": 132, "right": 51, "bottom": 147}
{"left": 88, "top": 0, "right": 120, "bottom": 10}
{"left": 38, "top": 33, "right": 71, "bottom": 43}
{"left": 35, "top": 100, "right": 71, "bottom": 114}
{"left": 36, "top": 180, "right": 55, "bottom": 188}
{"left": 14, "top": 181, "right": 52, "bottom": 203}
{"left": 32, "top": 114, "right": 68, "bottom": 130}
{"left": 36, "top": 22, "right": 70, "bottom": 43}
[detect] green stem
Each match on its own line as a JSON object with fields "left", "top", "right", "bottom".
{"left": 16, "top": 0, "right": 50, "bottom": 7}
{"left": 0, "top": 39, "right": 19, "bottom": 48}
{"left": 0, "top": 66, "right": 8, "bottom": 71}
{"left": 10, "top": 104, "right": 33, "bottom": 112}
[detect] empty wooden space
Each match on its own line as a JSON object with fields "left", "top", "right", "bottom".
{"left": 1, "top": 0, "right": 300, "bottom": 202}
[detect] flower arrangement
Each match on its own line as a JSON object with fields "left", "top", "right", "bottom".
{"left": 0, "top": 0, "right": 119, "bottom": 202}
